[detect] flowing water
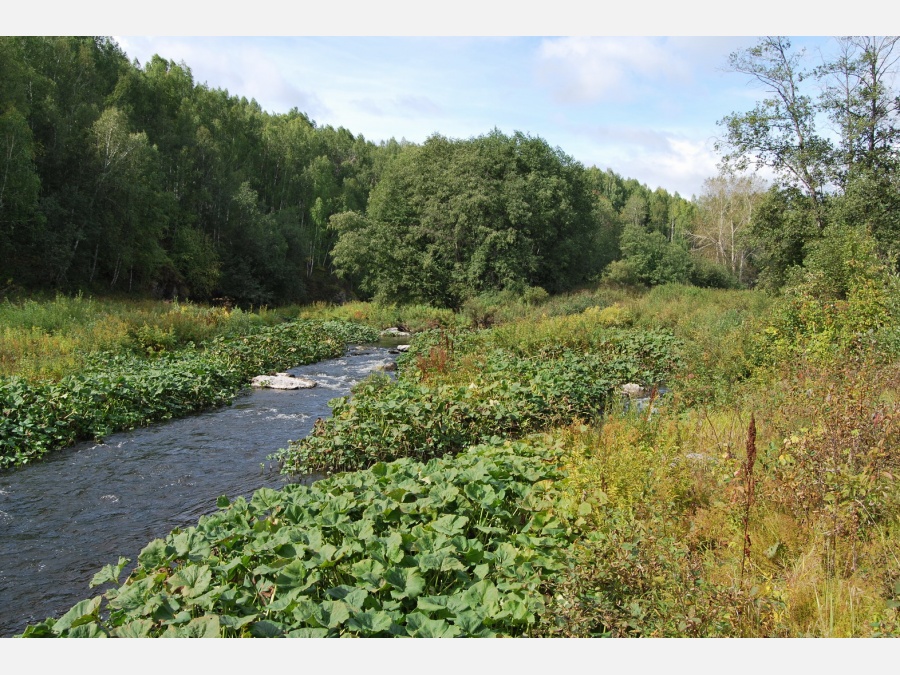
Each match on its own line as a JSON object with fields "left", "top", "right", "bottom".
{"left": 0, "top": 345, "right": 398, "bottom": 636}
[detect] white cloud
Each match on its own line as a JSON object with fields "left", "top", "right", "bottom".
{"left": 577, "top": 127, "right": 720, "bottom": 197}
{"left": 536, "top": 37, "right": 692, "bottom": 104}
{"left": 116, "top": 37, "right": 329, "bottom": 117}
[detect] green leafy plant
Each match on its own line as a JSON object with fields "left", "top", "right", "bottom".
{"left": 21, "top": 441, "right": 571, "bottom": 638}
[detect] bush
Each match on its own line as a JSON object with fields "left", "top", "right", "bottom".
{"left": 604, "top": 225, "right": 693, "bottom": 287}
{"left": 689, "top": 257, "right": 742, "bottom": 289}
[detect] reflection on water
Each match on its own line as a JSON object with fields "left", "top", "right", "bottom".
{"left": 0, "top": 346, "right": 396, "bottom": 636}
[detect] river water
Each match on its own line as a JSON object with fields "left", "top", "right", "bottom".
{"left": 0, "top": 345, "right": 398, "bottom": 636}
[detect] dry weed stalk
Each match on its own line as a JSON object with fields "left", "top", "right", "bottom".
{"left": 740, "top": 413, "right": 757, "bottom": 586}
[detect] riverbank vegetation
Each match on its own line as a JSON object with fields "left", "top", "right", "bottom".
{"left": 0, "top": 311, "right": 379, "bottom": 470}
{"left": 21, "top": 255, "right": 900, "bottom": 635}
{"left": 9, "top": 35, "right": 900, "bottom": 636}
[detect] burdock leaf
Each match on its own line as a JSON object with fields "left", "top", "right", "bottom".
{"left": 90, "top": 557, "right": 130, "bottom": 588}
{"left": 53, "top": 596, "right": 102, "bottom": 634}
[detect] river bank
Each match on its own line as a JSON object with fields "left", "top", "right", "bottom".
{"left": 0, "top": 346, "right": 397, "bottom": 636}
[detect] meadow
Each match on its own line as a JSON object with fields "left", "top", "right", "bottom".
{"left": 14, "top": 277, "right": 900, "bottom": 637}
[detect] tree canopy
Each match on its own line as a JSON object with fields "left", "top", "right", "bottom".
{"left": 329, "top": 131, "right": 610, "bottom": 307}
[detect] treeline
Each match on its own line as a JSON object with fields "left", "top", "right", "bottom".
{"left": 0, "top": 37, "right": 396, "bottom": 305}
{"left": 6, "top": 36, "right": 895, "bottom": 308}
{"left": 0, "top": 36, "right": 704, "bottom": 307}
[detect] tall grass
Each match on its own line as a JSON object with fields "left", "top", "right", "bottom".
{"left": 0, "top": 294, "right": 292, "bottom": 381}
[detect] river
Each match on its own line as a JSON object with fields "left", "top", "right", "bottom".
{"left": 0, "top": 345, "right": 398, "bottom": 636}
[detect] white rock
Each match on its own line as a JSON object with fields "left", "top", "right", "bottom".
{"left": 620, "top": 383, "right": 647, "bottom": 398}
{"left": 250, "top": 374, "right": 317, "bottom": 390}
{"left": 396, "top": 344, "right": 410, "bottom": 352}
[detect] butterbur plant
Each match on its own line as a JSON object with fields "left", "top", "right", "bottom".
{"left": 21, "top": 442, "right": 571, "bottom": 638}
{"left": 0, "top": 319, "right": 379, "bottom": 470}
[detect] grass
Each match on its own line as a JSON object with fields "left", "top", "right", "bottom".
{"left": 14, "top": 281, "right": 900, "bottom": 637}
{"left": 0, "top": 293, "right": 297, "bottom": 381}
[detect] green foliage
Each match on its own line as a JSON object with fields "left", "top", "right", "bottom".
{"left": 829, "top": 165, "right": 900, "bottom": 271}
{"left": 330, "top": 131, "right": 603, "bottom": 307}
{"left": 22, "top": 441, "right": 571, "bottom": 638}
{"left": 719, "top": 37, "right": 900, "bottom": 288}
{"left": 688, "top": 257, "right": 742, "bottom": 290}
{"left": 521, "top": 286, "right": 549, "bottom": 306}
{"left": 0, "top": 319, "right": 378, "bottom": 470}
{"left": 298, "top": 300, "right": 465, "bottom": 333}
{"left": 796, "top": 223, "right": 887, "bottom": 301}
{"left": 605, "top": 225, "right": 693, "bottom": 287}
{"left": 0, "top": 37, "right": 391, "bottom": 304}
{"left": 0, "top": 295, "right": 293, "bottom": 381}
{"left": 16, "top": 284, "right": 900, "bottom": 638}
{"left": 625, "top": 284, "right": 773, "bottom": 406}
{"left": 752, "top": 226, "right": 900, "bottom": 366}
{"left": 277, "top": 317, "right": 682, "bottom": 476}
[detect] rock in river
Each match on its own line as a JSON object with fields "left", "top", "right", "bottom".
{"left": 250, "top": 373, "right": 317, "bottom": 390}
{"left": 620, "top": 382, "right": 648, "bottom": 398}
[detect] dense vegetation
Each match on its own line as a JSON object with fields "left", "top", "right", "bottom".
{"left": 22, "top": 441, "right": 569, "bottom": 637}
{"left": 1, "top": 36, "right": 724, "bottom": 308}
{"left": 7, "top": 35, "right": 900, "bottom": 638}
{"left": 277, "top": 322, "right": 680, "bottom": 475}
{"left": 0, "top": 313, "right": 379, "bottom": 470}
{"left": 329, "top": 132, "right": 609, "bottom": 307}
{"left": 21, "top": 261, "right": 900, "bottom": 636}
{"left": 0, "top": 37, "right": 390, "bottom": 305}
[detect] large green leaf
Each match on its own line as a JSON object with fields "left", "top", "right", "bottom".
{"left": 429, "top": 514, "right": 469, "bottom": 536}
{"left": 162, "top": 615, "right": 221, "bottom": 638}
{"left": 315, "top": 600, "right": 351, "bottom": 629}
{"left": 385, "top": 567, "right": 426, "bottom": 599}
{"left": 350, "top": 558, "right": 386, "bottom": 592}
{"left": 52, "top": 596, "right": 102, "bottom": 634}
{"left": 90, "top": 557, "right": 130, "bottom": 588}
{"left": 137, "top": 538, "right": 172, "bottom": 568}
{"left": 111, "top": 619, "right": 154, "bottom": 638}
{"left": 286, "top": 627, "right": 329, "bottom": 638}
{"left": 67, "top": 622, "right": 108, "bottom": 638}
{"left": 347, "top": 610, "right": 393, "bottom": 634}
{"left": 325, "top": 585, "right": 368, "bottom": 612}
{"left": 463, "top": 580, "right": 501, "bottom": 618}
{"left": 167, "top": 564, "right": 212, "bottom": 598}
{"left": 249, "top": 620, "right": 285, "bottom": 637}
{"left": 405, "top": 612, "right": 460, "bottom": 638}
{"left": 274, "top": 559, "right": 309, "bottom": 589}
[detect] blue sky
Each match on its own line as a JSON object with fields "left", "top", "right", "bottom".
{"left": 113, "top": 35, "right": 847, "bottom": 198}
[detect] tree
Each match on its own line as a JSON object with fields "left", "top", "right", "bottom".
{"left": 0, "top": 107, "right": 40, "bottom": 272}
{"left": 745, "top": 185, "right": 819, "bottom": 291}
{"left": 604, "top": 224, "right": 693, "bottom": 287}
{"left": 818, "top": 36, "right": 900, "bottom": 177}
{"left": 622, "top": 192, "right": 649, "bottom": 228}
{"left": 328, "top": 131, "right": 603, "bottom": 307}
{"left": 691, "top": 172, "right": 766, "bottom": 284}
{"left": 717, "top": 37, "right": 832, "bottom": 227}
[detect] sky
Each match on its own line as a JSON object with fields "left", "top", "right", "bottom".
{"left": 13, "top": 1, "right": 858, "bottom": 199}
{"left": 112, "top": 35, "right": 845, "bottom": 198}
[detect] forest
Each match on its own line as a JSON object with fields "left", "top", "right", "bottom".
{"left": 0, "top": 36, "right": 792, "bottom": 306}
{"left": 4, "top": 36, "right": 900, "bottom": 638}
